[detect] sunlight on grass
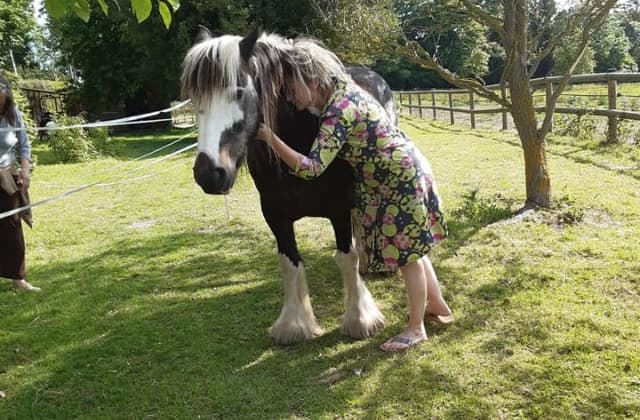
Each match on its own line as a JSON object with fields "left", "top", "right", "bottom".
{"left": 1, "top": 121, "right": 639, "bottom": 418}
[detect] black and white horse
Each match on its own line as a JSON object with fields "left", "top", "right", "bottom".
{"left": 181, "top": 28, "right": 396, "bottom": 345}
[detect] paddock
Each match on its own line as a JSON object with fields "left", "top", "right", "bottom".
{"left": 1, "top": 114, "right": 638, "bottom": 418}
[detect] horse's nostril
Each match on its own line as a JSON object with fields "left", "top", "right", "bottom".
{"left": 214, "top": 167, "right": 226, "bottom": 182}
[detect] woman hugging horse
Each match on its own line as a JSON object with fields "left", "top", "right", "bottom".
{"left": 255, "top": 37, "right": 453, "bottom": 352}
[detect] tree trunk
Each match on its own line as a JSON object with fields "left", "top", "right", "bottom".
{"left": 510, "top": 90, "right": 552, "bottom": 208}
{"left": 521, "top": 132, "right": 551, "bottom": 208}
{"left": 505, "top": 1, "right": 552, "bottom": 209}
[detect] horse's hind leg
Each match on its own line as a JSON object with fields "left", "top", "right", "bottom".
{"left": 265, "top": 216, "right": 322, "bottom": 345}
{"left": 331, "top": 216, "right": 385, "bottom": 339}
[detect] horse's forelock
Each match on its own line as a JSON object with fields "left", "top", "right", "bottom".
{"left": 248, "top": 34, "right": 295, "bottom": 133}
{"left": 181, "top": 35, "right": 245, "bottom": 107}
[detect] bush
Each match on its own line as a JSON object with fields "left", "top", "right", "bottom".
{"left": 48, "top": 115, "right": 98, "bottom": 163}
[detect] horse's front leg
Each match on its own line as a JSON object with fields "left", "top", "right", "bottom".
{"left": 331, "top": 214, "right": 385, "bottom": 339}
{"left": 264, "top": 213, "right": 322, "bottom": 345}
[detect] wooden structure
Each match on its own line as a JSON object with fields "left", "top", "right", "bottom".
{"left": 394, "top": 72, "right": 640, "bottom": 143}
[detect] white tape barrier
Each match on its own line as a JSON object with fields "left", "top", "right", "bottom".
{"left": 0, "top": 140, "right": 198, "bottom": 222}
{"left": 0, "top": 100, "right": 192, "bottom": 133}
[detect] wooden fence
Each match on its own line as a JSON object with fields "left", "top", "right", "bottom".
{"left": 21, "top": 87, "right": 67, "bottom": 126}
{"left": 394, "top": 72, "right": 640, "bottom": 142}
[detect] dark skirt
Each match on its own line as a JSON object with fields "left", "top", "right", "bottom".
{"left": 0, "top": 186, "right": 26, "bottom": 280}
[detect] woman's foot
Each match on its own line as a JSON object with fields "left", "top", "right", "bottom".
{"left": 12, "top": 279, "right": 41, "bottom": 292}
{"left": 380, "top": 330, "right": 427, "bottom": 352}
{"left": 424, "top": 311, "right": 454, "bottom": 325}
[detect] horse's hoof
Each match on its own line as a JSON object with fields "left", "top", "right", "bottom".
{"left": 341, "top": 314, "right": 385, "bottom": 339}
{"left": 269, "top": 322, "right": 323, "bottom": 345}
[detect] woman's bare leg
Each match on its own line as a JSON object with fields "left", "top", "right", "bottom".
{"left": 380, "top": 260, "right": 427, "bottom": 352}
{"left": 422, "top": 256, "right": 452, "bottom": 319}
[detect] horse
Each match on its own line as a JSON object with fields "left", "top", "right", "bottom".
{"left": 181, "top": 28, "right": 396, "bottom": 345}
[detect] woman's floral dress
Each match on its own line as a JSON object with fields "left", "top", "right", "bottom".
{"left": 293, "top": 78, "right": 447, "bottom": 271}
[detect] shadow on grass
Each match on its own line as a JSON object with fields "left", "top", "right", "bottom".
{"left": 416, "top": 120, "right": 640, "bottom": 182}
{"left": 1, "top": 202, "right": 633, "bottom": 417}
{"left": 0, "top": 221, "right": 474, "bottom": 418}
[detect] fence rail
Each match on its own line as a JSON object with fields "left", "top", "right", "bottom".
{"left": 393, "top": 72, "right": 640, "bottom": 142}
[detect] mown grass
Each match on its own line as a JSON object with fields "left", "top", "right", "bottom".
{"left": 1, "top": 119, "right": 639, "bottom": 418}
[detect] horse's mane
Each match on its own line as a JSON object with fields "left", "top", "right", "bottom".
{"left": 181, "top": 31, "right": 346, "bottom": 136}
{"left": 181, "top": 32, "right": 289, "bottom": 132}
{"left": 181, "top": 34, "right": 245, "bottom": 107}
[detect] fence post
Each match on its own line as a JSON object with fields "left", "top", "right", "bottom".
{"left": 431, "top": 90, "right": 436, "bottom": 120}
{"left": 545, "top": 80, "right": 554, "bottom": 133}
{"left": 448, "top": 92, "right": 454, "bottom": 124}
{"left": 501, "top": 82, "right": 508, "bottom": 130}
{"left": 469, "top": 91, "right": 475, "bottom": 129}
{"left": 408, "top": 91, "right": 413, "bottom": 117}
{"left": 417, "top": 92, "right": 423, "bottom": 119}
{"left": 608, "top": 78, "right": 618, "bottom": 143}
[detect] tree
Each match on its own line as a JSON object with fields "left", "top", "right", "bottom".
{"left": 591, "top": 15, "right": 633, "bottom": 71}
{"left": 307, "top": 0, "right": 401, "bottom": 65}
{"left": 621, "top": 18, "right": 640, "bottom": 70}
{"left": 49, "top": 0, "right": 247, "bottom": 117}
{"left": 551, "top": 31, "right": 595, "bottom": 74}
{"left": 0, "top": 0, "right": 40, "bottom": 71}
{"left": 44, "top": 0, "right": 180, "bottom": 28}
{"left": 397, "top": 0, "right": 619, "bottom": 208}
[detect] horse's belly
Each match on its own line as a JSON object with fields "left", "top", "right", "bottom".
{"left": 250, "top": 159, "right": 355, "bottom": 220}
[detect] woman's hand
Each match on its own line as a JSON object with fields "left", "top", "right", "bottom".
{"left": 17, "top": 171, "right": 30, "bottom": 190}
{"left": 256, "top": 123, "right": 274, "bottom": 143}
{"left": 18, "top": 159, "right": 30, "bottom": 189}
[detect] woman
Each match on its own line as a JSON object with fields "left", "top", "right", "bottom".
{"left": 257, "top": 40, "right": 452, "bottom": 352}
{"left": 0, "top": 75, "right": 40, "bottom": 292}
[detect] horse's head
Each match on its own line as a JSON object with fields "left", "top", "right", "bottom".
{"left": 181, "top": 28, "right": 262, "bottom": 194}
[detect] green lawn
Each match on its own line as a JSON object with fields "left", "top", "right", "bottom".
{"left": 1, "top": 119, "right": 639, "bottom": 418}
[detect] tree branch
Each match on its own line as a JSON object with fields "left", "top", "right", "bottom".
{"left": 398, "top": 40, "right": 511, "bottom": 109}
{"left": 538, "top": 0, "right": 619, "bottom": 138}
{"left": 459, "top": 0, "right": 506, "bottom": 41}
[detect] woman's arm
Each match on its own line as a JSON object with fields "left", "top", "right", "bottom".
{"left": 15, "top": 110, "right": 31, "bottom": 189}
{"left": 256, "top": 124, "right": 306, "bottom": 172}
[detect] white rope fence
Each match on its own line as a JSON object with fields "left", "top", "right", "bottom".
{"left": 0, "top": 101, "right": 198, "bottom": 221}
{"left": 0, "top": 100, "right": 192, "bottom": 133}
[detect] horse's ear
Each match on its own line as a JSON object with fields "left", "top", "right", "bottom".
{"left": 196, "top": 25, "right": 212, "bottom": 42}
{"left": 239, "top": 26, "right": 262, "bottom": 62}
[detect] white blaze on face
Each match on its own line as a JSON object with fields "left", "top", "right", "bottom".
{"left": 197, "top": 91, "right": 244, "bottom": 164}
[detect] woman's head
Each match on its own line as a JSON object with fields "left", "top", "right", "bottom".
{"left": 0, "top": 75, "right": 17, "bottom": 126}
{"left": 283, "top": 38, "right": 347, "bottom": 111}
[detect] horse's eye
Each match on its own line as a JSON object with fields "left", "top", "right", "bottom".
{"left": 236, "top": 89, "right": 244, "bottom": 101}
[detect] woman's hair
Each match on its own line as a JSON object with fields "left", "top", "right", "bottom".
{"left": 283, "top": 37, "right": 348, "bottom": 96}
{"left": 0, "top": 75, "right": 17, "bottom": 126}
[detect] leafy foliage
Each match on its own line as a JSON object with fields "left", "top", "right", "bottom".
{"left": 45, "top": 0, "right": 180, "bottom": 29}
{"left": 47, "top": 114, "right": 99, "bottom": 162}
{"left": 551, "top": 31, "right": 596, "bottom": 75}
{"left": 0, "top": 0, "right": 40, "bottom": 70}
{"left": 591, "top": 16, "right": 634, "bottom": 72}
{"left": 48, "top": 0, "right": 248, "bottom": 117}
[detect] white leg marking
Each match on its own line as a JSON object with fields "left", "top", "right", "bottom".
{"left": 336, "top": 248, "right": 385, "bottom": 339}
{"left": 269, "top": 255, "right": 323, "bottom": 345}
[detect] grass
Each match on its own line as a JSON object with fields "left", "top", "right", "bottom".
{"left": 1, "top": 119, "right": 639, "bottom": 418}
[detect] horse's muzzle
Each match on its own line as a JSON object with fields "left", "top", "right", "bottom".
{"left": 193, "top": 152, "right": 234, "bottom": 194}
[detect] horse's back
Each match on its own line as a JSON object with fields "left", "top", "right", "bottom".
{"left": 347, "top": 67, "right": 398, "bottom": 127}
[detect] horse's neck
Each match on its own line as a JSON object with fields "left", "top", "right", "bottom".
{"left": 275, "top": 101, "right": 319, "bottom": 155}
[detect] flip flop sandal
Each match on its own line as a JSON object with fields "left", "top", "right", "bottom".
{"left": 380, "top": 335, "right": 426, "bottom": 352}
